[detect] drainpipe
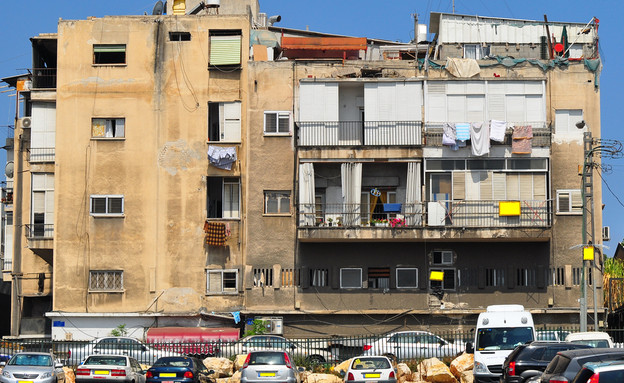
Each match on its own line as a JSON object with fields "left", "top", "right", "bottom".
{"left": 10, "top": 91, "right": 23, "bottom": 337}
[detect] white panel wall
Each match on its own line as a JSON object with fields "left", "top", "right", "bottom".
{"left": 31, "top": 102, "right": 56, "bottom": 149}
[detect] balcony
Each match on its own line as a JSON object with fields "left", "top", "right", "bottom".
{"left": 31, "top": 68, "right": 56, "bottom": 89}
{"left": 25, "top": 223, "right": 54, "bottom": 250}
{"left": 423, "top": 122, "right": 551, "bottom": 147}
{"left": 297, "top": 121, "right": 422, "bottom": 147}
{"left": 28, "top": 148, "right": 55, "bottom": 163}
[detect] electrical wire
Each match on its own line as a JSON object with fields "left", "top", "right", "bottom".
{"left": 597, "top": 167, "right": 624, "bottom": 209}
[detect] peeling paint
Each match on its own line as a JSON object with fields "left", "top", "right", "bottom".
{"left": 158, "top": 139, "right": 202, "bottom": 175}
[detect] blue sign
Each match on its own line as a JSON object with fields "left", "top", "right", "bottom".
{"left": 246, "top": 318, "right": 254, "bottom": 325}
{"left": 53, "top": 321, "right": 65, "bottom": 327}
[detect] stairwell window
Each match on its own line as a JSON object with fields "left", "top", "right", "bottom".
{"left": 92, "top": 118, "right": 125, "bottom": 139}
{"left": 264, "top": 191, "right": 291, "bottom": 215}
{"left": 89, "top": 270, "right": 123, "bottom": 292}
{"left": 556, "top": 189, "right": 582, "bottom": 215}
{"left": 206, "top": 269, "right": 238, "bottom": 294}
{"left": 264, "top": 111, "right": 291, "bottom": 135}
{"left": 90, "top": 195, "right": 124, "bottom": 217}
{"left": 93, "top": 44, "right": 126, "bottom": 65}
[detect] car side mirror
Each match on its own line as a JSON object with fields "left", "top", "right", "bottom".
{"left": 0, "top": 362, "right": 6, "bottom": 367}
{"left": 290, "top": 344, "right": 296, "bottom": 350}
{"left": 142, "top": 346, "right": 147, "bottom": 351}
{"left": 439, "top": 340, "right": 445, "bottom": 346}
{"left": 465, "top": 342, "right": 474, "bottom": 354}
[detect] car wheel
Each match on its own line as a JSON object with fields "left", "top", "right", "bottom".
{"left": 306, "top": 355, "right": 325, "bottom": 366}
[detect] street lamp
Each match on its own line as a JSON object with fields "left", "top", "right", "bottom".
{"left": 576, "top": 120, "right": 622, "bottom": 331}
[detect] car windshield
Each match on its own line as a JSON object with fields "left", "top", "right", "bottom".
{"left": 248, "top": 352, "right": 286, "bottom": 365}
{"left": 9, "top": 354, "right": 52, "bottom": 367}
{"left": 476, "top": 327, "right": 534, "bottom": 351}
{"left": 84, "top": 356, "right": 127, "bottom": 366}
{"left": 153, "top": 357, "right": 192, "bottom": 367}
{"left": 571, "top": 340, "right": 610, "bottom": 348}
{"left": 351, "top": 357, "right": 391, "bottom": 369}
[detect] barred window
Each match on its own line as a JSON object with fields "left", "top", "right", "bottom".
{"left": 253, "top": 268, "right": 274, "bottom": 287}
{"left": 90, "top": 195, "right": 124, "bottom": 216}
{"left": 89, "top": 270, "right": 123, "bottom": 291}
{"left": 311, "top": 269, "right": 328, "bottom": 287}
{"left": 207, "top": 269, "right": 238, "bottom": 294}
{"left": 486, "top": 268, "right": 505, "bottom": 287}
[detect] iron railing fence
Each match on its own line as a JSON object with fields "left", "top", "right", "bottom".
{"left": 3, "top": 326, "right": 621, "bottom": 367}
{"left": 25, "top": 224, "right": 54, "bottom": 239}
{"left": 423, "top": 122, "right": 551, "bottom": 147}
{"left": 297, "top": 121, "right": 422, "bottom": 147}
{"left": 28, "top": 148, "right": 55, "bottom": 163}
{"left": 299, "top": 200, "right": 552, "bottom": 229}
{"left": 31, "top": 68, "right": 57, "bottom": 89}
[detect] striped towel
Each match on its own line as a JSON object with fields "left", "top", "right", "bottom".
{"left": 455, "top": 123, "right": 470, "bottom": 141}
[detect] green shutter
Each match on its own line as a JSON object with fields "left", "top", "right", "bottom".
{"left": 210, "top": 35, "right": 241, "bottom": 66}
{"left": 94, "top": 44, "right": 126, "bottom": 53}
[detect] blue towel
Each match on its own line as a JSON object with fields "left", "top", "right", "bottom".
{"left": 455, "top": 123, "right": 470, "bottom": 141}
{"left": 383, "top": 203, "right": 402, "bottom": 212}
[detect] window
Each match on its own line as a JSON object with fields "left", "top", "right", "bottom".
{"left": 516, "top": 268, "right": 536, "bottom": 287}
{"left": 169, "top": 32, "right": 191, "bottom": 41}
{"left": 208, "top": 101, "right": 241, "bottom": 142}
{"left": 549, "top": 267, "right": 565, "bottom": 286}
{"left": 555, "top": 109, "right": 585, "bottom": 136}
{"left": 207, "top": 177, "right": 240, "bottom": 219}
{"left": 90, "top": 195, "right": 124, "bottom": 216}
{"left": 557, "top": 189, "right": 582, "bottom": 214}
{"left": 92, "top": 118, "right": 125, "bottom": 138}
{"left": 89, "top": 270, "right": 123, "bottom": 291}
{"left": 264, "top": 111, "right": 291, "bottom": 135}
{"left": 207, "top": 269, "right": 238, "bottom": 294}
{"left": 93, "top": 44, "right": 126, "bottom": 65}
{"left": 464, "top": 44, "right": 490, "bottom": 59}
{"left": 429, "top": 268, "right": 456, "bottom": 290}
{"left": 485, "top": 268, "right": 505, "bottom": 287}
{"left": 340, "top": 268, "right": 362, "bottom": 288}
{"left": 432, "top": 250, "right": 453, "bottom": 265}
{"left": 253, "top": 268, "right": 273, "bottom": 287}
{"left": 396, "top": 268, "right": 418, "bottom": 288}
{"left": 264, "top": 191, "right": 291, "bottom": 215}
{"left": 368, "top": 267, "right": 390, "bottom": 289}
{"left": 310, "top": 269, "right": 328, "bottom": 287}
{"left": 31, "top": 173, "right": 54, "bottom": 238}
{"left": 209, "top": 30, "right": 242, "bottom": 66}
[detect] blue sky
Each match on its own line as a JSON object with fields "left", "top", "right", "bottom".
{"left": 0, "top": 1, "right": 623, "bottom": 251}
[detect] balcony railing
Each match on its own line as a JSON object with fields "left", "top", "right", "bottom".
{"left": 297, "top": 121, "right": 422, "bottom": 147}
{"left": 25, "top": 224, "right": 54, "bottom": 239}
{"left": 31, "top": 68, "right": 56, "bottom": 89}
{"left": 423, "top": 121, "right": 551, "bottom": 147}
{"left": 298, "top": 200, "right": 552, "bottom": 229}
{"left": 28, "top": 148, "right": 55, "bottom": 163}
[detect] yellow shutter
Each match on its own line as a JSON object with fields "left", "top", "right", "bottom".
{"left": 172, "top": 0, "right": 186, "bottom": 15}
{"left": 210, "top": 35, "right": 242, "bottom": 66}
{"left": 452, "top": 171, "right": 465, "bottom": 200}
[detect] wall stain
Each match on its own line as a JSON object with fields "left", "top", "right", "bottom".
{"left": 158, "top": 139, "right": 202, "bottom": 175}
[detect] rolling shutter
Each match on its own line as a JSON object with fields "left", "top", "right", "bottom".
{"left": 452, "top": 172, "right": 465, "bottom": 200}
{"left": 492, "top": 173, "right": 506, "bottom": 200}
{"left": 507, "top": 174, "right": 519, "bottom": 199}
{"left": 210, "top": 35, "right": 242, "bottom": 66}
{"left": 480, "top": 171, "right": 493, "bottom": 200}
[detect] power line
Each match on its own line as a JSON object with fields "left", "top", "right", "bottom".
{"left": 596, "top": 168, "right": 624, "bottom": 209}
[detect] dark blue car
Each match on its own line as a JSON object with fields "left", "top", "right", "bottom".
{"left": 146, "top": 357, "right": 214, "bottom": 383}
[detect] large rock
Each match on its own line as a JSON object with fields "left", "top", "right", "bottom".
{"left": 63, "top": 367, "right": 75, "bottom": 383}
{"left": 304, "top": 373, "right": 343, "bottom": 383}
{"left": 396, "top": 363, "right": 412, "bottom": 383}
{"left": 228, "top": 370, "right": 241, "bottom": 383}
{"left": 234, "top": 355, "right": 247, "bottom": 371}
{"left": 460, "top": 371, "right": 473, "bottom": 383}
{"left": 449, "top": 353, "right": 473, "bottom": 379}
{"left": 420, "top": 358, "right": 457, "bottom": 383}
{"left": 333, "top": 358, "right": 353, "bottom": 374}
{"left": 203, "top": 357, "right": 234, "bottom": 377}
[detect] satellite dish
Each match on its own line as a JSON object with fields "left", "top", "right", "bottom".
{"left": 5, "top": 162, "right": 14, "bottom": 179}
{"left": 152, "top": 0, "right": 164, "bottom": 15}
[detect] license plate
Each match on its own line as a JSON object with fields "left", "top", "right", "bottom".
{"left": 259, "top": 372, "right": 276, "bottom": 377}
{"left": 160, "top": 373, "right": 177, "bottom": 377}
{"left": 94, "top": 371, "right": 110, "bottom": 375}
{"left": 18, "top": 381, "right": 33, "bottom": 383}
{"left": 364, "top": 374, "right": 380, "bottom": 378}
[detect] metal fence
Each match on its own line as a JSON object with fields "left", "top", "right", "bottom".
{"left": 31, "top": 68, "right": 57, "bottom": 89}
{"left": 297, "top": 121, "right": 422, "bottom": 147}
{"left": 28, "top": 148, "right": 55, "bottom": 163}
{"left": 25, "top": 224, "right": 54, "bottom": 239}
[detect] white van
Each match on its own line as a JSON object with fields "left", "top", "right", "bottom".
{"left": 468, "top": 305, "right": 535, "bottom": 383}
{"left": 565, "top": 331, "right": 614, "bottom": 348}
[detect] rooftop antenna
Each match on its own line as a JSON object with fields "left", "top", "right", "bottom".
{"left": 411, "top": 13, "right": 418, "bottom": 43}
{"left": 452, "top": 0, "right": 455, "bottom": 14}
{"left": 152, "top": 0, "right": 164, "bottom": 15}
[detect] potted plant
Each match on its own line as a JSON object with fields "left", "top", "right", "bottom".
{"left": 316, "top": 217, "right": 323, "bottom": 226}
{"left": 327, "top": 217, "right": 333, "bottom": 227}
{"left": 337, "top": 217, "right": 343, "bottom": 227}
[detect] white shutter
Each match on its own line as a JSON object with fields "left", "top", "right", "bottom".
{"left": 525, "top": 95, "right": 544, "bottom": 122}
{"left": 31, "top": 102, "right": 56, "bottom": 150}
{"left": 466, "top": 95, "right": 485, "bottom": 122}
{"left": 377, "top": 83, "right": 395, "bottom": 120}
{"left": 533, "top": 174, "right": 546, "bottom": 200}
{"left": 506, "top": 95, "right": 524, "bottom": 122}
{"left": 488, "top": 94, "right": 505, "bottom": 121}
{"left": 33, "top": 192, "right": 45, "bottom": 214}
{"left": 395, "top": 82, "right": 422, "bottom": 120}
{"left": 465, "top": 171, "right": 482, "bottom": 200}
{"left": 299, "top": 83, "right": 320, "bottom": 122}
{"left": 364, "top": 83, "right": 379, "bottom": 121}
{"left": 426, "top": 82, "right": 446, "bottom": 122}
{"left": 324, "top": 83, "right": 339, "bottom": 121}
{"left": 448, "top": 95, "right": 466, "bottom": 122}
{"left": 222, "top": 101, "right": 241, "bottom": 142}
{"left": 492, "top": 173, "right": 507, "bottom": 200}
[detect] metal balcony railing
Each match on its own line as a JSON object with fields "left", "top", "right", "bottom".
{"left": 297, "top": 121, "right": 422, "bottom": 147}
{"left": 28, "top": 148, "right": 55, "bottom": 163}
{"left": 298, "top": 200, "right": 552, "bottom": 229}
{"left": 25, "top": 224, "right": 54, "bottom": 239}
{"left": 31, "top": 68, "right": 56, "bottom": 89}
{"left": 423, "top": 121, "right": 551, "bottom": 147}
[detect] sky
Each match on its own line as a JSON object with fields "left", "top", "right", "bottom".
{"left": 0, "top": 0, "right": 623, "bottom": 251}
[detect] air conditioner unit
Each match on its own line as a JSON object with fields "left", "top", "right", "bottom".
{"left": 603, "top": 226, "right": 611, "bottom": 242}
{"left": 19, "top": 117, "right": 32, "bottom": 129}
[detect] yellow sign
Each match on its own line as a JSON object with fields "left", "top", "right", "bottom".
{"left": 430, "top": 271, "right": 444, "bottom": 281}
{"left": 583, "top": 246, "right": 595, "bottom": 261}
{"left": 499, "top": 201, "right": 521, "bottom": 216}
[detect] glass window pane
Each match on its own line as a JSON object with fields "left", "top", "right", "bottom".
{"left": 397, "top": 268, "right": 417, "bottom": 288}
{"left": 341, "top": 268, "right": 362, "bottom": 288}
{"left": 279, "top": 195, "right": 290, "bottom": 213}
{"left": 92, "top": 198, "right": 107, "bottom": 213}
{"left": 108, "top": 198, "right": 123, "bottom": 214}
{"left": 278, "top": 114, "right": 290, "bottom": 133}
{"left": 265, "top": 113, "right": 277, "bottom": 133}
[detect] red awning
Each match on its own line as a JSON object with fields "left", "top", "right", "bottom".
{"left": 146, "top": 327, "right": 240, "bottom": 343}
{"left": 281, "top": 37, "right": 368, "bottom": 51}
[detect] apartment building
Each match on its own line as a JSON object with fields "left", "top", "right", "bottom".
{"left": 1, "top": 3, "right": 603, "bottom": 339}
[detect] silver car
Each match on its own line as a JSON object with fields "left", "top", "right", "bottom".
{"left": 75, "top": 355, "right": 145, "bottom": 383}
{"left": 361, "top": 331, "right": 458, "bottom": 361}
{"left": 240, "top": 351, "right": 302, "bottom": 383}
{"left": 0, "top": 352, "right": 65, "bottom": 383}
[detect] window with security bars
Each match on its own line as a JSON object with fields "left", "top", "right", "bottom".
{"left": 368, "top": 267, "right": 390, "bottom": 289}
{"left": 253, "top": 268, "right": 274, "bottom": 287}
{"left": 485, "top": 268, "right": 505, "bottom": 287}
{"left": 89, "top": 270, "right": 123, "bottom": 291}
{"left": 207, "top": 269, "right": 238, "bottom": 294}
{"left": 264, "top": 112, "right": 291, "bottom": 135}
{"left": 396, "top": 268, "right": 418, "bottom": 288}
{"left": 516, "top": 268, "right": 536, "bottom": 287}
{"left": 311, "top": 269, "right": 328, "bottom": 287}
{"left": 90, "top": 195, "right": 124, "bottom": 216}
{"left": 549, "top": 267, "right": 565, "bottom": 286}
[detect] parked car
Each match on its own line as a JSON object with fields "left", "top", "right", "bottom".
{"left": 570, "top": 360, "right": 624, "bottom": 383}
{"left": 218, "top": 335, "right": 337, "bottom": 364}
{"left": 500, "top": 341, "right": 591, "bottom": 383}
{"left": 0, "top": 352, "right": 65, "bottom": 383}
{"left": 361, "top": 331, "right": 458, "bottom": 361}
{"left": 341, "top": 356, "right": 397, "bottom": 383}
{"left": 75, "top": 355, "right": 146, "bottom": 383}
{"left": 65, "top": 337, "right": 180, "bottom": 366}
{"left": 240, "top": 351, "right": 303, "bottom": 383}
{"left": 536, "top": 330, "right": 571, "bottom": 343}
{"left": 146, "top": 356, "right": 214, "bottom": 383}
{"left": 564, "top": 332, "right": 614, "bottom": 348}
{"left": 528, "top": 348, "right": 624, "bottom": 383}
